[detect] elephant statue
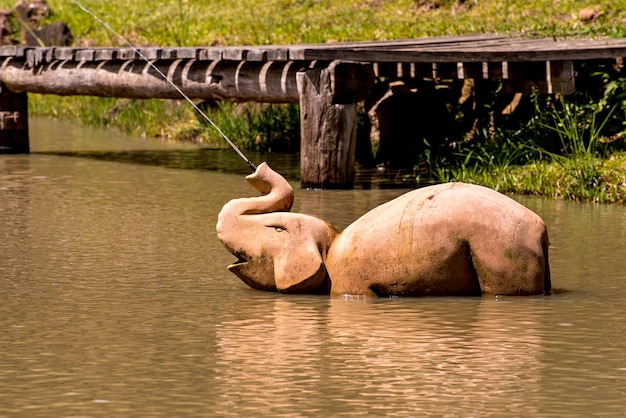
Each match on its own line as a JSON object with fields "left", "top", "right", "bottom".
{"left": 216, "top": 163, "right": 551, "bottom": 297}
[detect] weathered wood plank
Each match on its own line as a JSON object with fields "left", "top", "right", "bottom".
{"left": 292, "top": 37, "right": 626, "bottom": 63}
{"left": 0, "top": 46, "right": 19, "bottom": 57}
{"left": 94, "top": 49, "right": 116, "bottom": 60}
{"left": 245, "top": 49, "right": 268, "bottom": 61}
{"left": 222, "top": 47, "right": 248, "bottom": 61}
{"left": 75, "top": 49, "right": 95, "bottom": 61}
{"left": 2, "top": 34, "right": 624, "bottom": 65}
{"left": 288, "top": 34, "right": 512, "bottom": 59}
{"left": 53, "top": 47, "right": 74, "bottom": 60}
{"left": 298, "top": 46, "right": 626, "bottom": 63}
{"left": 116, "top": 48, "right": 138, "bottom": 60}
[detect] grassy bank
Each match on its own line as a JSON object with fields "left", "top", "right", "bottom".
{"left": 3, "top": 0, "right": 626, "bottom": 201}
{"left": 12, "top": 0, "right": 626, "bottom": 46}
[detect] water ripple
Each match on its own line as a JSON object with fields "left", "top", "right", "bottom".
{"left": 1, "top": 119, "right": 625, "bottom": 416}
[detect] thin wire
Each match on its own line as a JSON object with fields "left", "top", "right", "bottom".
{"left": 71, "top": 0, "right": 257, "bottom": 172}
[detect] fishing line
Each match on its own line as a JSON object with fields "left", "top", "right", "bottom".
{"left": 71, "top": 0, "right": 257, "bottom": 172}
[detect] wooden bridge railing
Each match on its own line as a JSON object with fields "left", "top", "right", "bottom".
{"left": 1, "top": 34, "right": 626, "bottom": 187}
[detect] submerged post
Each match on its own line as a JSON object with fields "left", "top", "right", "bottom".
{"left": 297, "top": 61, "right": 375, "bottom": 189}
{"left": 0, "top": 84, "right": 28, "bottom": 154}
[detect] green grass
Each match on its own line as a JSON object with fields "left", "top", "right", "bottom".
{"left": 10, "top": 0, "right": 626, "bottom": 47}
{"left": 429, "top": 89, "right": 626, "bottom": 203}
{"left": 438, "top": 153, "right": 626, "bottom": 204}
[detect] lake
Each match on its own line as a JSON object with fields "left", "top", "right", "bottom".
{"left": 1, "top": 118, "right": 624, "bottom": 417}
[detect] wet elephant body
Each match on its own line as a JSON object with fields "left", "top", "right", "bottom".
{"left": 326, "top": 183, "right": 550, "bottom": 297}
{"left": 216, "top": 163, "right": 551, "bottom": 298}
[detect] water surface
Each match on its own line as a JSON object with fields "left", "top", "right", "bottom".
{"left": 0, "top": 118, "right": 624, "bottom": 417}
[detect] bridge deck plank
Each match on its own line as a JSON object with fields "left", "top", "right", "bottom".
{"left": 2, "top": 34, "right": 624, "bottom": 65}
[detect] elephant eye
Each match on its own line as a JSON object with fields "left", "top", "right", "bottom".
{"left": 267, "top": 225, "right": 287, "bottom": 233}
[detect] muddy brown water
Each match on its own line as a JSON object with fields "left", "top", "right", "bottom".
{"left": 1, "top": 118, "right": 625, "bottom": 417}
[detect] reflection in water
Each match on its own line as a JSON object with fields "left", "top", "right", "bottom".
{"left": 0, "top": 118, "right": 625, "bottom": 417}
{"left": 215, "top": 297, "right": 548, "bottom": 416}
{"left": 29, "top": 115, "right": 422, "bottom": 189}
{"left": 215, "top": 298, "right": 326, "bottom": 416}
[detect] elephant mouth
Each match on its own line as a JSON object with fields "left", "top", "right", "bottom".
{"left": 228, "top": 254, "right": 249, "bottom": 270}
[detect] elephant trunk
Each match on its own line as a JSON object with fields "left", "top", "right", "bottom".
{"left": 239, "top": 162, "right": 294, "bottom": 214}
{"left": 216, "top": 162, "right": 294, "bottom": 242}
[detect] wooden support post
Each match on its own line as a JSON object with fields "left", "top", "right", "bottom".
{"left": 0, "top": 85, "right": 28, "bottom": 154}
{"left": 297, "top": 61, "right": 375, "bottom": 189}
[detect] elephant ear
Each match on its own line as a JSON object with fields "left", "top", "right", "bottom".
{"left": 273, "top": 242, "right": 328, "bottom": 293}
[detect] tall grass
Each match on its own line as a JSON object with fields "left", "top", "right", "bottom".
{"left": 29, "top": 95, "right": 301, "bottom": 151}
{"left": 541, "top": 100, "right": 611, "bottom": 195}
{"left": 429, "top": 91, "right": 626, "bottom": 203}
{"left": 431, "top": 136, "right": 537, "bottom": 189}
{"left": 195, "top": 102, "right": 300, "bottom": 152}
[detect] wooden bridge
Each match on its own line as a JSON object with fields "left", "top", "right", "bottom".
{"left": 1, "top": 34, "right": 626, "bottom": 187}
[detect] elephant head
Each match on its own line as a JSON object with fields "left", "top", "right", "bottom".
{"left": 216, "top": 163, "right": 337, "bottom": 293}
